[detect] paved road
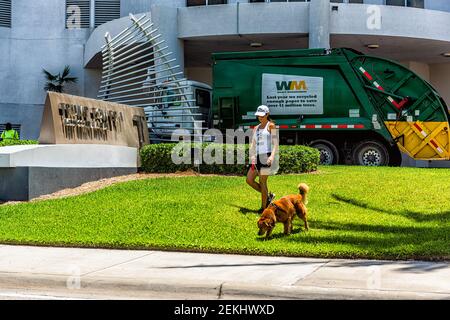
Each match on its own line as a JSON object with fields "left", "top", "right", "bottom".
{"left": 0, "top": 245, "right": 448, "bottom": 300}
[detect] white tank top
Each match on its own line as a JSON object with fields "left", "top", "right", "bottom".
{"left": 255, "top": 122, "right": 272, "bottom": 155}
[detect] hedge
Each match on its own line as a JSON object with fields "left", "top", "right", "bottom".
{"left": 0, "top": 140, "right": 38, "bottom": 147}
{"left": 140, "top": 143, "right": 320, "bottom": 174}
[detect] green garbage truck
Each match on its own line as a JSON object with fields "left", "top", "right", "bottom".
{"left": 210, "top": 48, "right": 450, "bottom": 166}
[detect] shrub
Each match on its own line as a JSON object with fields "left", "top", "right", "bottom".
{"left": 140, "top": 143, "right": 320, "bottom": 175}
{"left": 0, "top": 140, "right": 38, "bottom": 147}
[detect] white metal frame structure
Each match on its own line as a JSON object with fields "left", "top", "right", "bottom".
{"left": 98, "top": 13, "right": 205, "bottom": 142}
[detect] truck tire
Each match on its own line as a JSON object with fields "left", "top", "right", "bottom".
{"left": 310, "top": 140, "right": 339, "bottom": 165}
{"left": 352, "top": 140, "right": 389, "bottom": 166}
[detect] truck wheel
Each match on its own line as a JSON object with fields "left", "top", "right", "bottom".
{"left": 310, "top": 140, "right": 339, "bottom": 165}
{"left": 352, "top": 140, "right": 389, "bottom": 166}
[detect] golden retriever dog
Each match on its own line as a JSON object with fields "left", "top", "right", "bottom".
{"left": 257, "top": 183, "right": 309, "bottom": 239}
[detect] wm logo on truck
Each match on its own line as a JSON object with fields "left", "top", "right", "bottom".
{"left": 276, "top": 80, "right": 308, "bottom": 91}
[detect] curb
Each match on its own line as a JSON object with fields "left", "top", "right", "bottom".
{"left": 220, "top": 283, "right": 450, "bottom": 300}
{"left": 0, "top": 272, "right": 449, "bottom": 300}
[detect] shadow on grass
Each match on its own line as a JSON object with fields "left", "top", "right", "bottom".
{"left": 229, "top": 204, "right": 259, "bottom": 215}
{"left": 283, "top": 219, "right": 450, "bottom": 260}
{"left": 313, "top": 220, "right": 445, "bottom": 234}
{"left": 255, "top": 229, "right": 303, "bottom": 241}
{"left": 332, "top": 194, "right": 450, "bottom": 223}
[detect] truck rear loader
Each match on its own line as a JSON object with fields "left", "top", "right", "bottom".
{"left": 210, "top": 48, "right": 450, "bottom": 166}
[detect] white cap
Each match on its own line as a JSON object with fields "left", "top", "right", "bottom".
{"left": 254, "top": 105, "right": 270, "bottom": 117}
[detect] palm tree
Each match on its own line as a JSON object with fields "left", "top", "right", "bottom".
{"left": 43, "top": 65, "right": 78, "bottom": 93}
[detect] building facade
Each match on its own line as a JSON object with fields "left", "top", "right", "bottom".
{"left": 1, "top": 0, "right": 449, "bottom": 139}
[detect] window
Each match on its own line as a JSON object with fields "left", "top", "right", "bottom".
{"left": 386, "top": 0, "right": 405, "bottom": 6}
{"left": 326, "top": 0, "right": 365, "bottom": 3}
{"left": 386, "top": 0, "right": 424, "bottom": 8}
{"left": 187, "top": 0, "right": 206, "bottom": 5}
{"left": 208, "top": 0, "right": 227, "bottom": 4}
{"left": 407, "top": 0, "right": 424, "bottom": 8}
{"left": 196, "top": 89, "right": 211, "bottom": 109}
{"left": 331, "top": 0, "right": 363, "bottom": 3}
{"left": 186, "top": 0, "right": 227, "bottom": 6}
{"left": 66, "top": 0, "right": 90, "bottom": 29}
{"left": 94, "top": 0, "right": 120, "bottom": 28}
{"left": 0, "top": 0, "right": 12, "bottom": 28}
{"left": 250, "top": 1, "right": 310, "bottom": 2}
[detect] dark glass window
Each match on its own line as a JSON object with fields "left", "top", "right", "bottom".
{"left": 407, "top": 0, "right": 424, "bottom": 8}
{"left": 386, "top": 0, "right": 406, "bottom": 6}
{"left": 196, "top": 89, "right": 211, "bottom": 109}
{"left": 208, "top": 0, "right": 227, "bottom": 4}
{"left": 187, "top": 0, "right": 206, "bottom": 6}
{"left": 187, "top": 0, "right": 227, "bottom": 6}
{"left": 386, "top": 0, "right": 424, "bottom": 8}
{"left": 270, "top": 0, "right": 310, "bottom": 2}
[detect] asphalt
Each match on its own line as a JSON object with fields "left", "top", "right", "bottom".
{"left": 0, "top": 245, "right": 448, "bottom": 300}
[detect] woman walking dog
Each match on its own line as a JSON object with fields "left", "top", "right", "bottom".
{"left": 246, "top": 105, "right": 279, "bottom": 213}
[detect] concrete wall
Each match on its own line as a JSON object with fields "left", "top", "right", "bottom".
{"left": 185, "top": 67, "right": 213, "bottom": 85}
{"left": 425, "top": 0, "right": 450, "bottom": 12}
{"left": 84, "top": 69, "right": 104, "bottom": 99}
{"left": 330, "top": 3, "right": 450, "bottom": 42}
{"left": 398, "top": 61, "right": 449, "bottom": 107}
{"left": 150, "top": 5, "right": 185, "bottom": 71}
{"left": 0, "top": 144, "right": 138, "bottom": 200}
{"left": 309, "top": 0, "right": 330, "bottom": 49}
{"left": 403, "top": 60, "right": 450, "bottom": 108}
{"left": 119, "top": 0, "right": 450, "bottom": 14}
{"left": 0, "top": 105, "right": 44, "bottom": 140}
{"left": 430, "top": 63, "right": 450, "bottom": 107}
{"left": 120, "top": 0, "right": 186, "bottom": 17}
{"left": 178, "top": 2, "right": 310, "bottom": 39}
{"left": 401, "top": 61, "right": 431, "bottom": 82}
{"left": 0, "top": 0, "right": 90, "bottom": 139}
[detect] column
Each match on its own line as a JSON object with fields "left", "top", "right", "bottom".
{"left": 309, "top": 0, "right": 330, "bottom": 49}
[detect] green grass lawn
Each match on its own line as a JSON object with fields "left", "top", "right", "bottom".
{"left": 0, "top": 166, "right": 449, "bottom": 261}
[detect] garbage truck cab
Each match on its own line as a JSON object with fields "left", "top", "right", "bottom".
{"left": 144, "top": 80, "right": 212, "bottom": 141}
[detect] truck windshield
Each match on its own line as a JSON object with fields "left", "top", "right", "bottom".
{"left": 196, "top": 89, "right": 211, "bottom": 109}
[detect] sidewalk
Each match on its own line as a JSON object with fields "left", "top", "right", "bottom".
{"left": 0, "top": 245, "right": 448, "bottom": 300}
